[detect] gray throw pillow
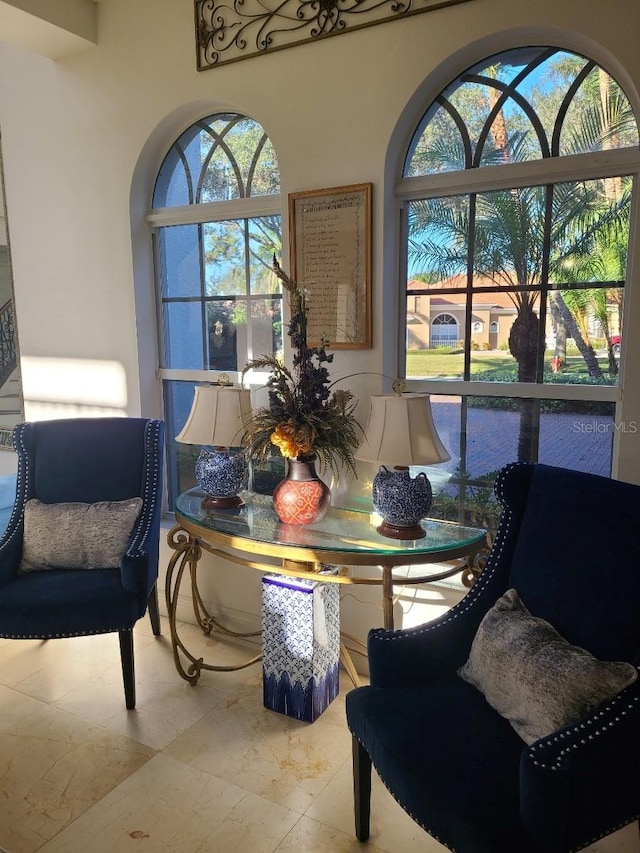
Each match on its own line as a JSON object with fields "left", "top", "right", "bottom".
{"left": 20, "top": 497, "right": 143, "bottom": 572}
{"left": 458, "top": 588, "right": 638, "bottom": 745}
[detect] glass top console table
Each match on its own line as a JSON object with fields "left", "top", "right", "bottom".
{"left": 166, "top": 488, "right": 488, "bottom": 686}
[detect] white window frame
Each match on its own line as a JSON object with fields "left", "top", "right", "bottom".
{"left": 148, "top": 193, "right": 282, "bottom": 389}
{"left": 396, "top": 139, "right": 640, "bottom": 479}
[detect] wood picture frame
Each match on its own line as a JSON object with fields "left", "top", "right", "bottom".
{"left": 288, "top": 183, "right": 372, "bottom": 349}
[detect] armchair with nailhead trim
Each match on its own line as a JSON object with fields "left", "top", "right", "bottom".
{"left": 0, "top": 417, "right": 164, "bottom": 710}
{"left": 346, "top": 462, "right": 640, "bottom": 853}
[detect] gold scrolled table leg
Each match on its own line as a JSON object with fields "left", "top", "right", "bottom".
{"left": 340, "top": 641, "right": 362, "bottom": 687}
{"left": 165, "top": 525, "right": 262, "bottom": 685}
{"left": 165, "top": 525, "right": 203, "bottom": 684}
{"left": 382, "top": 566, "right": 395, "bottom": 631}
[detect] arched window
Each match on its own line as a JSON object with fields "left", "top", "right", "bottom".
{"left": 431, "top": 313, "right": 459, "bottom": 345}
{"left": 398, "top": 46, "right": 639, "bottom": 524}
{"left": 149, "top": 113, "right": 282, "bottom": 507}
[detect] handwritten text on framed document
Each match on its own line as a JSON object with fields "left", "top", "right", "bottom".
{"left": 289, "top": 183, "right": 372, "bottom": 350}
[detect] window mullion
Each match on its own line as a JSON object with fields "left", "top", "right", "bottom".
{"left": 398, "top": 201, "right": 410, "bottom": 378}
{"left": 244, "top": 218, "right": 253, "bottom": 363}
{"left": 397, "top": 148, "right": 640, "bottom": 201}
{"left": 152, "top": 230, "right": 167, "bottom": 370}
{"left": 404, "top": 378, "right": 620, "bottom": 402}
{"left": 198, "top": 222, "right": 208, "bottom": 369}
{"left": 147, "top": 195, "right": 281, "bottom": 227}
{"left": 464, "top": 193, "right": 476, "bottom": 381}
{"left": 536, "top": 184, "right": 554, "bottom": 383}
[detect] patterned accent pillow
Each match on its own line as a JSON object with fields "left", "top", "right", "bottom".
{"left": 458, "top": 588, "right": 638, "bottom": 745}
{"left": 20, "top": 497, "right": 143, "bottom": 572}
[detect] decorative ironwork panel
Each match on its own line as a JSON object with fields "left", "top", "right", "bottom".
{"left": 195, "top": 0, "right": 473, "bottom": 70}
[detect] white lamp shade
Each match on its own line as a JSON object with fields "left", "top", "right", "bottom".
{"left": 175, "top": 385, "right": 251, "bottom": 447}
{"left": 355, "top": 394, "right": 450, "bottom": 467}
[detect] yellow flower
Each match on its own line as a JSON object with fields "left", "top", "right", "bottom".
{"left": 270, "top": 422, "right": 315, "bottom": 459}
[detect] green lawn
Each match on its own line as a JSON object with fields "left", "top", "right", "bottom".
{"left": 406, "top": 349, "right": 617, "bottom": 381}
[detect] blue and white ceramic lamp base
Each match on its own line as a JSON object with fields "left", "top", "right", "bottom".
{"left": 372, "top": 465, "right": 433, "bottom": 540}
{"left": 196, "top": 448, "right": 248, "bottom": 509}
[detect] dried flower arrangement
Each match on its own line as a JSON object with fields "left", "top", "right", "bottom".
{"left": 241, "top": 256, "right": 360, "bottom": 478}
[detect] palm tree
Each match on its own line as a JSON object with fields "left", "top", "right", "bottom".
{"left": 409, "top": 181, "right": 612, "bottom": 459}
{"left": 551, "top": 175, "right": 631, "bottom": 378}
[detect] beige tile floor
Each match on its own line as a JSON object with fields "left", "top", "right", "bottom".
{"left": 0, "top": 616, "right": 637, "bottom": 853}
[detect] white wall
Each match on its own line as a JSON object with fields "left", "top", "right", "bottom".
{"left": 0, "top": 0, "right": 96, "bottom": 58}
{"left": 1, "top": 0, "right": 640, "bottom": 651}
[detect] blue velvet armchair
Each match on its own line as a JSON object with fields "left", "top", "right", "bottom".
{"left": 0, "top": 417, "right": 164, "bottom": 710}
{"left": 346, "top": 462, "right": 640, "bottom": 853}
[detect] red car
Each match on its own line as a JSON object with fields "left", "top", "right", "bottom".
{"left": 611, "top": 334, "right": 621, "bottom": 356}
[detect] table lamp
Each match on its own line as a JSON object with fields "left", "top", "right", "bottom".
{"left": 355, "top": 382, "right": 450, "bottom": 539}
{"left": 176, "top": 378, "right": 252, "bottom": 509}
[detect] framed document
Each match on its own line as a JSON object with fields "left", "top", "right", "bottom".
{"left": 289, "top": 183, "right": 372, "bottom": 349}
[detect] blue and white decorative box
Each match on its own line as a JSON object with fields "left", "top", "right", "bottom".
{"left": 262, "top": 573, "right": 340, "bottom": 722}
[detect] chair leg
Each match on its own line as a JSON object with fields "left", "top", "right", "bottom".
{"left": 119, "top": 630, "right": 136, "bottom": 710}
{"left": 353, "top": 735, "right": 372, "bottom": 841}
{"left": 147, "top": 583, "right": 161, "bottom": 636}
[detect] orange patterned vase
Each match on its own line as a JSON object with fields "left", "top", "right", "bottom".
{"left": 272, "top": 456, "right": 331, "bottom": 525}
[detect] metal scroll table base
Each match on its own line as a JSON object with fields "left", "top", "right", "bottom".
{"left": 165, "top": 524, "right": 486, "bottom": 689}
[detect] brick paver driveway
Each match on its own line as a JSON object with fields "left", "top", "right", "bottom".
{"left": 432, "top": 399, "right": 613, "bottom": 479}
